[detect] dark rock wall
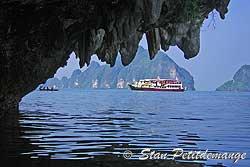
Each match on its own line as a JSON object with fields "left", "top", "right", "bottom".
{"left": 0, "top": 0, "right": 230, "bottom": 118}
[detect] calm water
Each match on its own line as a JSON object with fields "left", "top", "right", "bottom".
{"left": 11, "top": 89, "right": 250, "bottom": 166}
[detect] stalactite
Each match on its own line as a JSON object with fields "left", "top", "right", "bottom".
{"left": 0, "top": 0, "right": 230, "bottom": 118}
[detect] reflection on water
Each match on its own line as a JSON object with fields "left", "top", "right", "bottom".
{"left": 1, "top": 89, "right": 250, "bottom": 167}
{"left": 0, "top": 109, "right": 37, "bottom": 159}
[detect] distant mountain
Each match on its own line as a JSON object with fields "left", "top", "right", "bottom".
{"left": 46, "top": 46, "right": 195, "bottom": 90}
{"left": 216, "top": 65, "right": 250, "bottom": 92}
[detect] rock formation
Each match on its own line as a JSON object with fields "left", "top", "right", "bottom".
{"left": 216, "top": 65, "right": 250, "bottom": 92}
{"left": 46, "top": 46, "right": 195, "bottom": 90}
{"left": 0, "top": 0, "right": 230, "bottom": 118}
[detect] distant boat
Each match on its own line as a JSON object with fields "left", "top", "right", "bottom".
{"left": 128, "top": 78, "right": 185, "bottom": 92}
{"left": 39, "top": 86, "right": 58, "bottom": 91}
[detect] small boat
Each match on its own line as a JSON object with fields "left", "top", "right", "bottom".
{"left": 39, "top": 86, "right": 58, "bottom": 91}
{"left": 128, "top": 78, "right": 185, "bottom": 92}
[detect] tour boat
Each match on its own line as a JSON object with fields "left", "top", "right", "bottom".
{"left": 128, "top": 78, "right": 185, "bottom": 92}
{"left": 39, "top": 86, "right": 58, "bottom": 91}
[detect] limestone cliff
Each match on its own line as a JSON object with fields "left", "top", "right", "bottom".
{"left": 46, "top": 47, "right": 195, "bottom": 90}
{"left": 0, "top": 0, "right": 230, "bottom": 118}
{"left": 216, "top": 65, "right": 250, "bottom": 92}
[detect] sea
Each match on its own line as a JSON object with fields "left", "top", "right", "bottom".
{"left": 3, "top": 89, "right": 250, "bottom": 167}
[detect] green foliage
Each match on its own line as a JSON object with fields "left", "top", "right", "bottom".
{"left": 183, "top": 0, "right": 201, "bottom": 21}
{"left": 169, "top": 0, "right": 201, "bottom": 23}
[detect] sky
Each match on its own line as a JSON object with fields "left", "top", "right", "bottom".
{"left": 55, "top": 0, "right": 250, "bottom": 91}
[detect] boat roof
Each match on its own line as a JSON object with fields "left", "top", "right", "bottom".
{"left": 139, "top": 79, "right": 180, "bottom": 81}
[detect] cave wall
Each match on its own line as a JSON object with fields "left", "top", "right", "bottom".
{"left": 0, "top": 0, "right": 230, "bottom": 119}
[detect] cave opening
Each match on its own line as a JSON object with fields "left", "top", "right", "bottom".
{"left": 0, "top": 1, "right": 233, "bottom": 164}
{"left": 0, "top": 0, "right": 230, "bottom": 120}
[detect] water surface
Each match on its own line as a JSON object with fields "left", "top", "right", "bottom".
{"left": 13, "top": 89, "right": 250, "bottom": 166}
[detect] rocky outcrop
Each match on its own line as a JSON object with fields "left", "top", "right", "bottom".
{"left": 46, "top": 46, "right": 195, "bottom": 90}
{"left": 0, "top": 0, "right": 230, "bottom": 118}
{"left": 216, "top": 65, "right": 250, "bottom": 92}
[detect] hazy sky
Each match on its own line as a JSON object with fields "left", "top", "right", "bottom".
{"left": 55, "top": 0, "right": 250, "bottom": 91}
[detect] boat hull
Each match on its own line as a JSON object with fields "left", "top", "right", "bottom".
{"left": 128, "top": 84, "right": 184, "bottom": 92}
{"left": 39, "top": 89, "right": 59, "bottom": 91}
